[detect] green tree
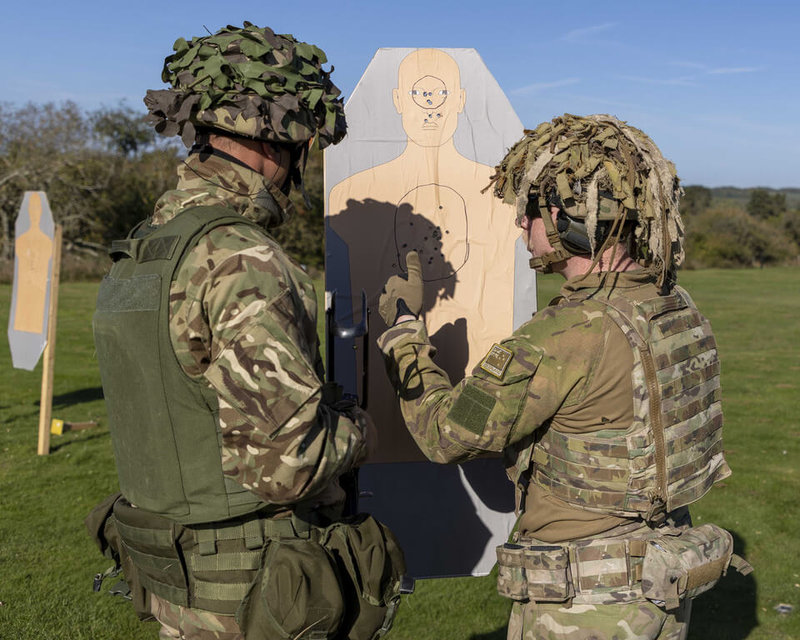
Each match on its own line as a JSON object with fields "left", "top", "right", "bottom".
{"left": 685, "top": 205, "right": 795, "bottom": 268}
{"left": 0, "top": 102, "right": 178, "bottom": 266}
{"left": 681, "top": 185, "right": 712, "bottom": 217}
{"left": 92, "top": 104, "right": 158, "bottom": 156}
{"left": 746, "top": 188, "right": 787, "bottom": 219}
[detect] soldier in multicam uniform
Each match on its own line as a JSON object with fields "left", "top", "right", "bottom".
{"left": 89, "top": 23, "right": 405, "bottom": 640}
{"left": 377, "top": 114, "right": 750, "bottom": 639}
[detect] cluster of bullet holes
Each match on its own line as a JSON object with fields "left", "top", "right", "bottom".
{"left": 410, "top": 75, "right": 449, "bottom": 124}
{"left": 400, "top": 216, "right": 450, "bottom": 268}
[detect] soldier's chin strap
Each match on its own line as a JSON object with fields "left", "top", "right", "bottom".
{"left": 528, "top": 194, "right": 573, "bottom": 273}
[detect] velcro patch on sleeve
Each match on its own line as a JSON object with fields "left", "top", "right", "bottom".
{"left": 446, "top": 384, "right": 497, "bottom": 436}
{"left": 479, "top": 343, "right": 514, "bottom": 379}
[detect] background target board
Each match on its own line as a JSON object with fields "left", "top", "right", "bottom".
{"left": 8, "top": 192, "right": 56, "bottom": 371}
{"left": 325, "top": 48, "right": 536, "bottom": 578}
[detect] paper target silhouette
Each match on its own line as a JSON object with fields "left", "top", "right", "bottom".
{"left": 325, "top": 48, "right": 537, "bottom": 578}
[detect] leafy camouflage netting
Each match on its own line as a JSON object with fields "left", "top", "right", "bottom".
{"left": 488, "top": 114, "right": 685, "bottom": 279}
{"left": 144, "top": 22, "right": 347, "bottom": 149}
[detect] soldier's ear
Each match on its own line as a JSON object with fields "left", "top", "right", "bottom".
{"left": 260, "top": 141, "right": 288, "bottom": 165}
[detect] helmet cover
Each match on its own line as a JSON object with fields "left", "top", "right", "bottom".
{"left": 144, "top": 22, "right": 347, "bottom": 150}
{"left": 488, "top": 114, "right": 684, "bottom": 278}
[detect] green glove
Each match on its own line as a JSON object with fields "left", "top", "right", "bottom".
{"left": 379, "top": 251, "right": 423, "bottom": 326}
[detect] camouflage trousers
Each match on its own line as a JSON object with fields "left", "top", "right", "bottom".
{"left": 151, "top": 594, "right": 243, "bottom": 640}
{"left": 506, "top": 598, "right": 691, "bottom": 640}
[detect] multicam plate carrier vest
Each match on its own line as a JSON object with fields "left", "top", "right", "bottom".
{"left": 93, "top": 206, "right": 268, "bottom": 525}
{"left": 525, "top": 285, "right": 731, "bottom": 523}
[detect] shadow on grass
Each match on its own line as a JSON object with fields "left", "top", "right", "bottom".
{"left": 50, "top": 386, "right": 104, "bottom": 409}
{"left": 688, "top": 530, "right": 757, "bottom": 639}
{"left": 50, "top": 429, "right": 108, "bottom": 453}
{"left": 470, "top": 628, "right": 506, "bottom": 640}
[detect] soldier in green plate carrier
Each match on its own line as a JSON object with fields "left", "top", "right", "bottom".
{"left": 377, "top": 114, "right": 751, "bottom": 639}
{"left": 87, "top": 23, "right": 406, "bottom": 640}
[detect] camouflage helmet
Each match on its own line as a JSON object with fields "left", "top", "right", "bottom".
{"left": 488, "top": 114, "right": 684, "bottom": 283}
{"left": 143, "top": 22, "right": 347, "bottom": 150}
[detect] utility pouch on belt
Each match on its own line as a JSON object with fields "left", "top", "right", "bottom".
{"left": 236, "top": 513, "right": 407, "bottom": 640}
{"left": 84, "top": 493, "right": 154, "bottom": 620}
{"left": 496, "top": 543, "right": 573, "bottom": 602}
{"left": 320, "top": 514, "right": 406, "bottom": 640}
{"left": 236, "top": 536, "right": 345, "bottom": 640}
{"left": 641, "top": 523, "right": 753, "bottom": 610}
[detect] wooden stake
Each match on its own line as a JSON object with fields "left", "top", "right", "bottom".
{"left": 37, "top": 224, "right": 62, "bottom": 456}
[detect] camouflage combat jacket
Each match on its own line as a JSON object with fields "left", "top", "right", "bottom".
{"left": 377, "top": 270, "right": 727, "bottom": 542}
{"left": 150, "top": 153, "right": 367, "bottom": 510}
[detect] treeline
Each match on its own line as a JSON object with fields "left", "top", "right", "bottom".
{"left": 0, "top": 101, "right": 324, "bottom": 281}
{"left": 682, "top": 185, "right": 800, "bottom": 268}
{"left": 1, "top": 102, "right": 798, "bottom": 282}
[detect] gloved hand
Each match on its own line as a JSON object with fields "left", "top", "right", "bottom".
{"left": 378, "top": 251, "right": 423, "bottom": 326}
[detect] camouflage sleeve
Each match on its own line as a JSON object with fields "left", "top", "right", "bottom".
{"left": 377, "top": 302, "right": 607, "bottom": 464}
{"left": 170, "top": 224, "right": 366, "bottom": 505}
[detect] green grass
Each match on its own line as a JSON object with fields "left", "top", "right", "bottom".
{"left": 1, "top": 268, "right": 798, "bottom": 638}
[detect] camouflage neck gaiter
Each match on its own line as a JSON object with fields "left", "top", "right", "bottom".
{"left": 152, "top": 153, "right": 294, "bottom": 229}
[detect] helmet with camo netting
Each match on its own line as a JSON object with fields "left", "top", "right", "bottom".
{"left": 487, "top": 114, "right": 684, "bottom": 285}
{"left": 143, "top": 22, "right": 347, "bottom": 150}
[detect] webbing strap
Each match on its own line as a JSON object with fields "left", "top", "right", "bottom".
{"left": 729, "top": 554, "right": 754, "bottom": 576}
{"left": 114, "top": 518, "right": 174, "bottom": 548}
{"left": 195, "top": 527, "right": 217, "bottom": 556}
{"left": 193, "top": 580, "right": 251, "bottom": 603}
{"left": 243, "top": 519, "right": 264, "bottom": 550}
{"left": 123, "top": 544, "right": 183, "bottom": 578}
{"left": 190, "top": 551, "right": 262, "bottom": 572}
{"left": 138, "top": 572, "right": 188, "bottom": 607}
{"left": 109, "top": 239, "right": 138, "bottom": 261}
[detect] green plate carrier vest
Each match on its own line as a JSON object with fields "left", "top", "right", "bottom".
{"left": 93, "top": 207, "right": 268, "bottom": 524}
{"left": 525, "top": 286, "right": 731, "bottom": 523}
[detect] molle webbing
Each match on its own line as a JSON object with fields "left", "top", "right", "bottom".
{"left": 93, "top": 206, "right": 269, "bottom": 524}
{"left": 496, "top": 534, "right": 650, "bottom": 605}
{"left": 113, "top": 499, "right": 301, "bottom": 615}
{"left": 531, "top": 286, "right": 730, "bottom": 520}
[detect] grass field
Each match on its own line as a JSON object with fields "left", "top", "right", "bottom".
{"left": 0, "top": 267, "right": 798, "bottom": 639}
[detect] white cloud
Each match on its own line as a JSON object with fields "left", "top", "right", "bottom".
{"left": 670, "top": 60, "right": 709, "bottom": 71}
{"left": 510, "top": 77, "right": 580, "bottom": 96}
{"left": 708, "top": 66, "right": 763, "bottom": 75}
{"left": 618, "top": 75, "right": 698, "bottom": 87}
{"left": 561, "top": 22, "right": 616, "bottom": 43}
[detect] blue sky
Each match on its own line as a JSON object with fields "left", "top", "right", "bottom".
{"left": 3, "top": 0, "right": 798, "bottom": 188}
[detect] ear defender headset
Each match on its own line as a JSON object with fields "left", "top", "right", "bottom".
{"left": 551, "top": 190, "right": 621, "bottom": 256}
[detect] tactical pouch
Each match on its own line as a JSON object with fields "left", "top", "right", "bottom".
{"left": 84, "top": 493, "right": 154, "bottom": 620}
{"left": 236, "top": 537, "right": 345, "bottom": 640}
{"left": 641, "top": 523, "right": 752, "bottom": 610}
{"left": 495, "top": 543, "right": 572, "bottom": 602}
{"left": 320, "top": 514, "right": 407, "bottom": 640}
{"left": 111, "top": 497, "right": 189, "bottom": 615}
